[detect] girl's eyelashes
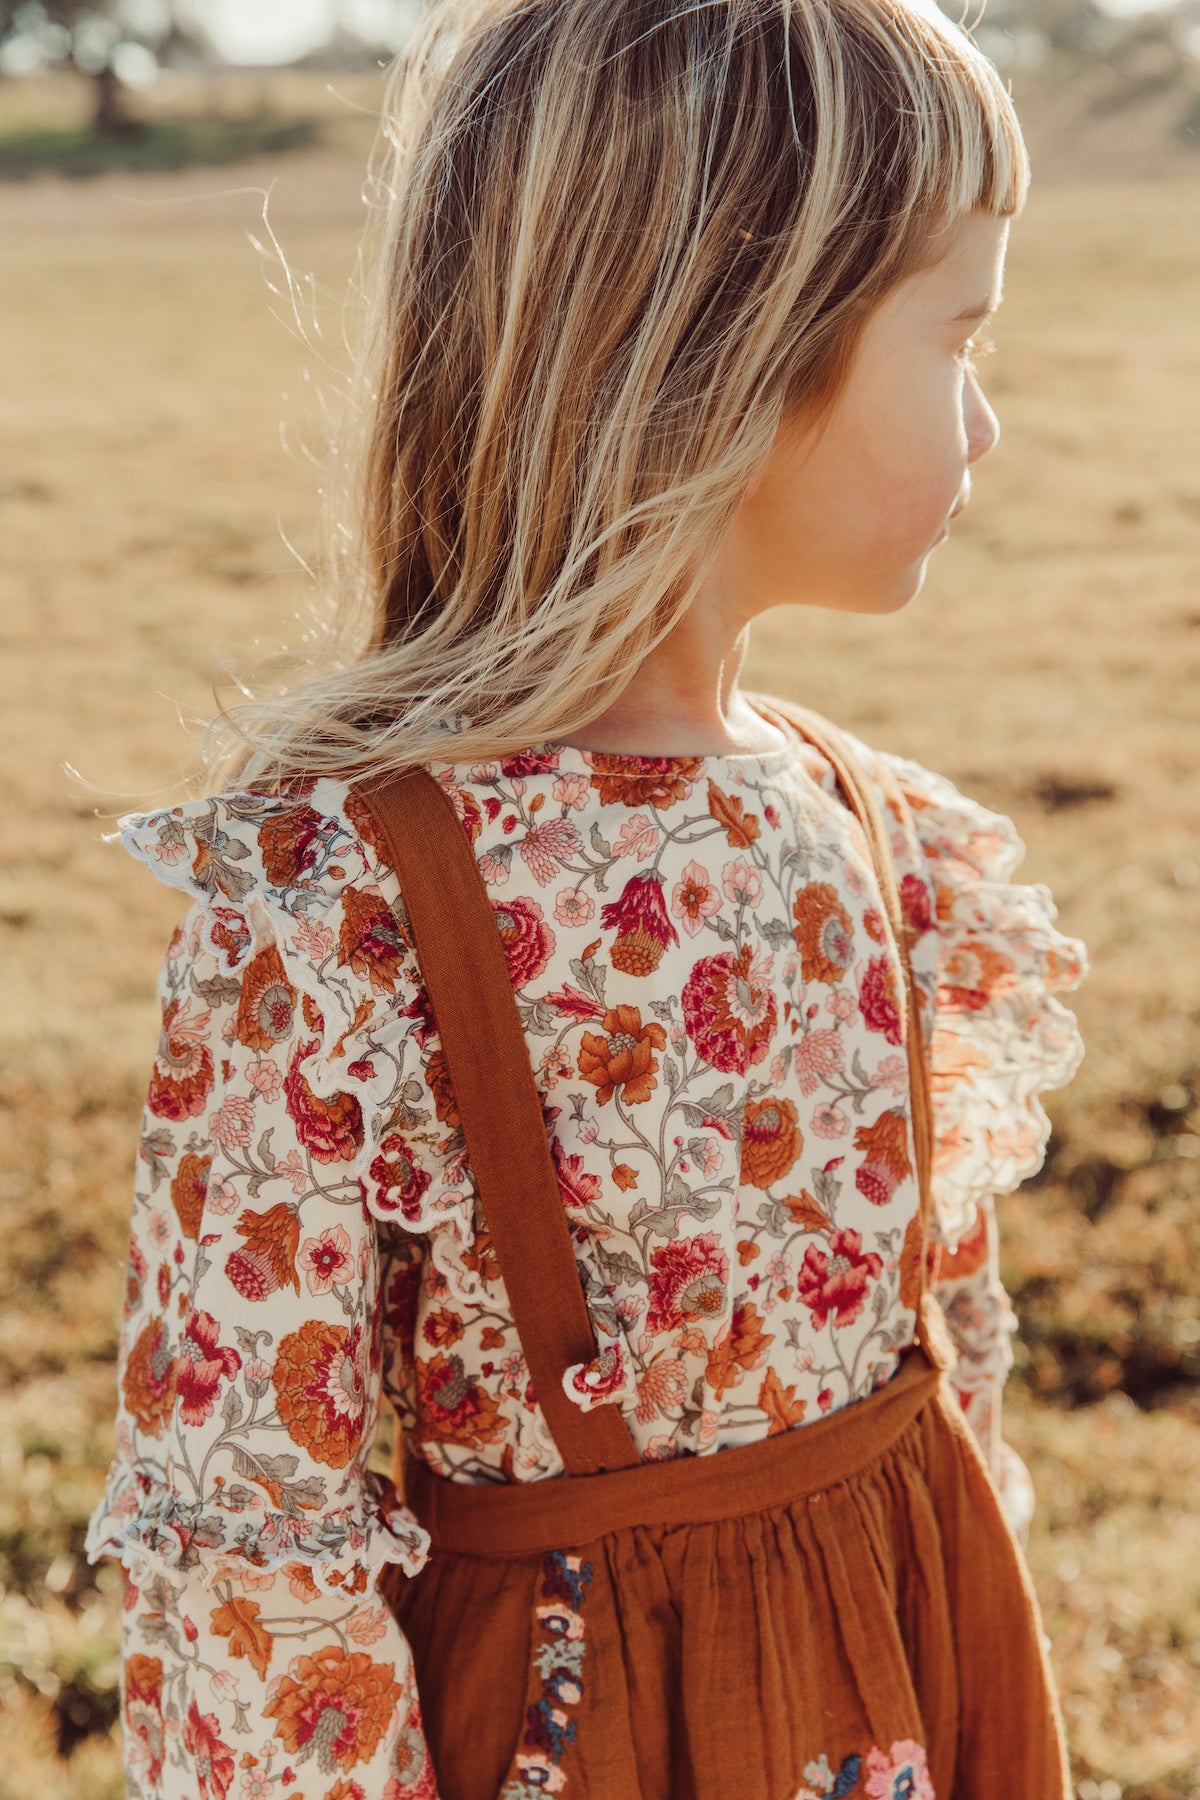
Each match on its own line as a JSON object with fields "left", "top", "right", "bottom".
{"left": 956, "top": 328, "right": 998, "bottom": 375}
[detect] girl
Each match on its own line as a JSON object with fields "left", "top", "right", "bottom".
{"left": 86, "top": 2, "right": 1088, "bottom": 1796}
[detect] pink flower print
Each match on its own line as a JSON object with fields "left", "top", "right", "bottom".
{"left": 208, "top": 1093, "right": 256, "bottom": 1151}
{"left": 274, "top": 1149, "right": 307, "bottom": 1196}
{"left": 519, "top": 816, "right": 583, "bottom": 886}
{"left": 480, "top": 850, "right": 512, "bottom": 885}
{"left": 614, "top": 812, "right": 659, "bottom": 861}
{"left": 844, "top": 859, "right": 867, "bottom": 898}
{"left": 554, "top": 885, "right": 595, "bottom": 928}
{"left": 298, "top": 1225, "right": 354, "bottom": 1296}
{"left": 810, "top": 1102, "right": 850, "bottom": 1139}
{"left": 206, "top": 1175, "right": 241, "bottom": 1214}
{"left": 721, "top": 857, "right": 763, "bottom": 908}
{"left": 539, "top": 1042, "right": 575, "bottom": 1088}
{"left": 870, "top": 1054, "right": 909, "bottom": 1097}
{"left": 552, "top": 770, "right": 590, "bottom": 809}
{"left": 794, "top": 1027, "right": 844, "bottom": 1095}
{"left": 290, "top": 916, "right": 335, "bottom": 960}
{"left": 634, "top": 1357, "right": 687, "bottom": 1423}
{"left": 864, "top": 1740, "right": 936, "bottom": 1800}
{"left": 346, "top": 1605, "right": 390, "bottom": 1646}
{"left": 671, "top": 860, "right": 722, "bottom": 937}
{"left": 828, "top": 986, "right": 858, "bottom": 1023}
{"left": 469, "top": 760, "right": 500, "bottom": 783}
{"left": 246, "top": 1057, "right": 283, "bottom": 1103}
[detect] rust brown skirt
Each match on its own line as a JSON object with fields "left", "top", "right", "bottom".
{"left": 378, "top": 1347, "right": 1070, "bottom": 1800}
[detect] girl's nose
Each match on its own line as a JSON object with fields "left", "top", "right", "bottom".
{"left": 966, "top": 375, "right": 1001, "bottom": 463}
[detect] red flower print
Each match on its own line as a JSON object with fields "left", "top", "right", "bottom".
{"left": 262, "top": 1643, "right": 403, "bottom": 1776}
{"left": 272, "top": 1320, "right": 367, "bottom": 1469}
{"left": 493, "top": 895, "right": 555, "bottom": 987}
{"left": 337, "top": 885, "right": 407, "bottom": 993}
{"left": 519, "top": 816, "right": 583, "bottom": 886}
{"left": 235, "top": 945, "right": 298, "bottom": 1051}
{"left": 646, "top": 1232, "right": 730, "bottom": 1333}
{"left": 122, "top": 1314, "right": 177, "bottom": 1437}
{"left": 681, "top": 944, "right": 777, "bottom": 1074}
{"left": 123, "top": 1654, "right": 165, "bottom": 1788}
{"left": 600, "top": 874, "right": 679, "bottom": 976}
{"left": 899, "top": 872, "right": 936, "bottom": 936}
{"left": 797, "top": 1228, "right": 883, "bottom": 1329}
{"left": 283, "top": 1040, "right": 364, "bottom": 1162}
{"left": 858, "top": 954, "right": 903, "bottom": 1045}
{"left": 175, "top": 1308, "right": 242, "bottom": 1427}
{"left": 578, "top": 1004, "right": 667, "bottom": 1104}
{"left": 791, "top": 881, "right": 853, "bottom": 984}
{"left": 182, "top": 1697, "right": 236, "bottom": 1800}
{"left": 208, "top": 905, "right": 251, "bottom": 968}
{"left": 365, "top": 1131, "right": 433, "bottom": 1223}
{"left": 501, "top": 749, "right": 561, "bottom": 776}
{"left": 148, "top": 996, "right": 214, "bottom": 1121}
{"left": 587, "top": 753, "right": 703, "bottom": 810}
{"left": 552, "top": 1139, "right": 604, "bottom": 1209}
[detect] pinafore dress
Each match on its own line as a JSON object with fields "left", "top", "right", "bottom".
{"left": 360, "top": 699, "right": 1071, "bottom": 1800}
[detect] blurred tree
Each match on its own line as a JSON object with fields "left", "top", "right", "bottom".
{"left": 0, "top": 0, "right": 207, "bottom": 135}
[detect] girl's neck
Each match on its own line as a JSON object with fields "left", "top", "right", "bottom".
{"left": 550, "top": 611, "right": 789, "bottom": 758}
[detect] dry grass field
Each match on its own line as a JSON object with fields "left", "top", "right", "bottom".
{"left": 1, "top": 63, "right": 1199, "bottom": 1800}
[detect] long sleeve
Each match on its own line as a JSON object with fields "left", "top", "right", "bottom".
{"left": 871, "top": 744, "right": 1088, "bottom": 1538}
{"left": 85, "top": 901, "right": 440, "bottom": 1798}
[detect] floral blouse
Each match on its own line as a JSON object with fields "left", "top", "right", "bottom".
{"left": 85, "top": 707, "right": 1087, "bottom": 1798}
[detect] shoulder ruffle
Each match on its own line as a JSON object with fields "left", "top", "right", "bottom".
{"left": 84, "top": 1458, "right": 428, "bottom": 1597}
{"left": 113, "top": 778, "right": 474, "bottom": 1246}
{"left": 872, "top": 749, "right": 1088, "bottom": 1247}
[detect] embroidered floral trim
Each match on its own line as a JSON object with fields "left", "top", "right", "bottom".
{"left": 500, "top": 1550, "right": 593, "bottom": 1798}
{"left": 794, "top": 1739, "right": 934, "bottom": 1800}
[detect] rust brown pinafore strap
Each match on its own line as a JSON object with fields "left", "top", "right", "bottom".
{"left": 354, "top": 701, "right": 1072, "bottom": 1800}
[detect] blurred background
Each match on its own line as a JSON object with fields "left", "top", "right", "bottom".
{"left": 1, "top": 2, "right": 1199, "bottom": 1795}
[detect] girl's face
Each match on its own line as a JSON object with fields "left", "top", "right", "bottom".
{"left": 718, "top": 207, "right": 1010, "bottom": 618}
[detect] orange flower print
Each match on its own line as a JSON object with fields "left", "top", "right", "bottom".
{"left": 740, "top": 1096, "right": 802, "bottom": 1188}
{"left": 853, "top": 1108, "right": 913, "bottom": 1205}
{"left": 646, "top": 1232, "right": 729, "bottom": 1333}
{"left": 147, "top": 995, "right": 215, "bottom": 1121}
{"left": 791, "top": 881, "right": 853, "bottom": 985}
{"left": 424, "top": 1044, "right": 462, "bottom": 1129}
{"left": 123, "top": 1654, "right": 165, "bottom": 1789}
{"left": 682, "top": 944, "right": 777, "bottom": 1074}
{"left": 263, "top": 1643, "right": 403, "bottom": 1776}
{"left": 283, "top": 1040, "right": 364, "bottom": 1162}
{"left": 337, "top": 884, "right": 407, "bottom": 992}
{"left": 122, "top": 1314, "right": 177, "bottom": 1437}
{"left": 671, "top": 860, "right": 722, "bottom": 937}
{"left": 939, "top": 938, "right": 1017, "bottom": 1011}
{"left": 898, "top": 1211, "right": 925, "bottom": 1310}
{"left": 417, "top": 1351, "right": 508, "bottom": 1447}
{"left": 704, "top": 1301, "right": 774, "bottom": 1398}
{"left": 493, "top": 894, "right": 556, "bottom": 987}
{"left": 600, "top": 874, "right": 679, "bottom": 976}
{"left": 258, "top": 802, "right": 325, "bottom": 888}
{"left": 234, "top": 945, "right": 298, "bottom": 1051}
{"left": 578, "top": 1004, "right": 668, "bottom": 1105}
{"left": 588, "top": 752, "right": 703, "bottom": 810}
{"left": 226, "top": 1202, "right": 301, "bottom": 1301}
{"left": 272, "top": 1320, "right": 367, "bottom": 1468}
{"left": 169, "top": 1150, "right": 210, "bottom": 1241}
{"left": 208, "top": 904, "right": 251, "bottom": 968}
{"left": 182, "top": 1696, "right": 236, "bottom": 1800}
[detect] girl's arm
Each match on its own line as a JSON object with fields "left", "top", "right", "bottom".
{"left": 86, "top": 904, "right": 439, "bottom": 1798}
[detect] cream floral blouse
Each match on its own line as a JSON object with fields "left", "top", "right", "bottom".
{"left": 85, "top": 707, "right": 1087, "bottom": 1798}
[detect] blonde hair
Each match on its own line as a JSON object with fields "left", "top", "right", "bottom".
{"left": 205, "top": 0, "right": 1028, "bottom": 791}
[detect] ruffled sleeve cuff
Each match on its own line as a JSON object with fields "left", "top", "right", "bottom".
{"left": 84, "top": 1459, "right": 430, "bottom": 1598}
{"left": 877, "top": 751, "right": 1088, "bottom": 1248}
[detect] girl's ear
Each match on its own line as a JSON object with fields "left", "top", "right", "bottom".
{"left": 744, "top": 470, "right": 766, "bottom": 503}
